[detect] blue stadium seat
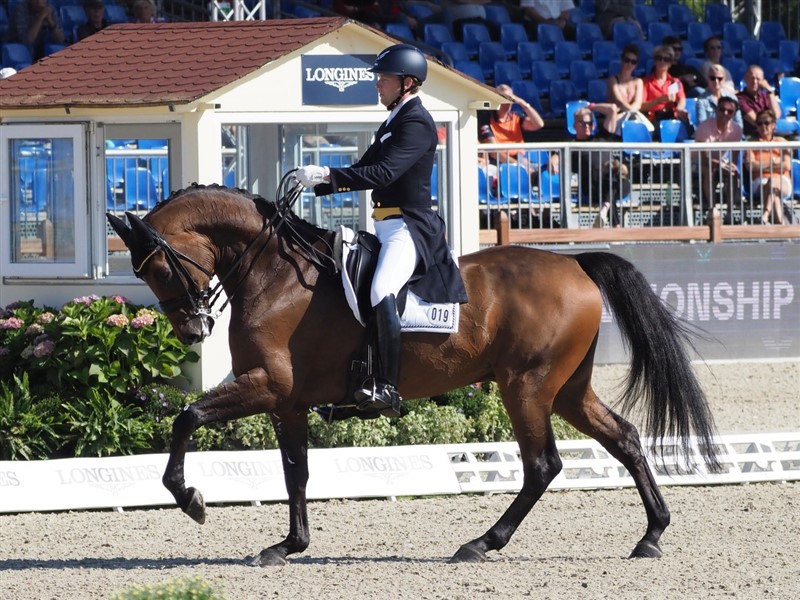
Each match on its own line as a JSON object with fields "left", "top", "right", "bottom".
{"left": 759, "top": 21, "right": 786, "bottom": 58}
{"left": 105, "top": 4, "right": 129, "bottom": 24}
{"left": 498, "top": 162, "right": 533, "bottom": 203}
{"left": 493, "top": 61, "right": 522, "bottom": 86}
{"left": 532, "top": 61, "right": 559, "bottom": 97}
{"left": 2, "top": 43, "right": 33, "bottom": 69}
{"left": 569, "top": 61, "right": 597, "bottom": 97}
{"left": 634, "top": 5, "right": 659, "bottom": 33}
{"left": 667, "top": 4, "right": 695, "bottom": 38}
{"left": 405, "top": 3, "right": 435, "bottom": 20}
{"left": 687, "top": 23, "right": 713, "bottom": 56}
{"left": 500, "top": 22, "right": 528, "bottom": 59}
{"left": 659, "top": 119, "right": 691, "bottom": 143}
{"left": 124, "top": 167, "right": 159, "bottom": 211}
{"left": 587, "top": 78, "right": 608, "bottom": 103}
{"left": 386, "top": 22, "right": 415, "bottom": 42}
{"left": 59, "top": 4, "right": 87, "bottom": 42}
{"left": 723, "top": 22, "right": 750, "bottom": 57}
{"left": 683, "top": 97, "right": 698, "bottom": 127}
{"left": 462, "top": 23, "right": 493, "bottom": 59}
{"left": 647, "top": 22, "right": 673, "bottom": 46}
{"left": 554, "top": 40, "right": 581, "bottom": 77}
{"left": 537, "top": 23, "right": 564, "bottom": 59}
{"left": 423, "top": 23, "right": 453, "bottom": 50}
{"left": 516, "top": 41, "right": 545, "bottom": 78}
{"left": 761, "top": 58, "right": 784, "bottom": 87}
{"left": 578, "top": 0, "right": 595, "bottom": 20}
{"left": 741, "top": 40, "right": 768, "bottom": 69}
{"left": 511, "top": 79, "right": 545, "bottom": 115}
{"left": 652, "top": 0, "right": 678, "bottom": 21}
{"left": 576, "top": 22, "right": 602, "bottom": 58}
{"left": 441, "top": 41, "right": 469, "bottom": 66}
{"left": 779, "top": 77, "right": 800, "bottom": 117}
{"left": 478, "top": 165, "right": 497, "bottom": 205}
{"left": 484, "top": 3, "right": 511, "bottom": 27}
{"left": 454, "top": 60, "right": 484, "bottom": 82}
{"left": 793, "top": 159, "right": 800, "bottom": 199}
{"left": 612, "top": 21, "right": 642, "bottom": 51}
{"left": 478, "top": 41, "right": 506, "bottom": 81}
{"left": 537, "top": 169, "right": 560, "bottom": 201}
{"left": 591, "top": 40, "right": 618, "bottom": 78}
{"left": 779, "top": 40, "right": 800, "bottom": 76}
{"left": 704, "top": 2, "right": 732, "bottom": 37}
{"left": 775, "top": 118, "right": 800, "bottom": 137}
{"left": 722, "top": 57, "right": 746, "bottom": 89}
{"left": 548, "top": 80, "right": 578, "bottom": 117}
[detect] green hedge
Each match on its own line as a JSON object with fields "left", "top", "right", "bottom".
{"left": 0, "top": 297, "right": 582, "bottom": 460}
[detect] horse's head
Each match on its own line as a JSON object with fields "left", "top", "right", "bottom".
{"left": 107, "top": 211, "right": 216, "bottom": 345}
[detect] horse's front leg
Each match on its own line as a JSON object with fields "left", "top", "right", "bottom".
{"left": 162, "top": 368, "right": 281, "bottom": 525}
{"left": 249, "top": 411, "right": 310, "bottom": 567}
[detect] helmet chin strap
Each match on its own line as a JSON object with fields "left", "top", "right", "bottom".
{"left": 386, "top": 77, "right": 416, "bottom": 110}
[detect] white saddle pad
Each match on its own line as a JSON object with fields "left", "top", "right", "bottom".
{"left": 339, "top": 226, "right": 459, "bottom": 334}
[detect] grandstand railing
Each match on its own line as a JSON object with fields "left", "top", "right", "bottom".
{"left": 477, "top": 139, "right": 800, "bottom": 246}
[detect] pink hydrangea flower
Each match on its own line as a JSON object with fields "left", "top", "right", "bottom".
{"left": 106, "top": 314, "right": 130, "bottom": 328}
{"left": 131, "top": 313, "right": 156, "bottom": 329}
{"left": 36, "top": 312, "right": 55, "bottom": 324}
{"left": 0, "top": 317, "right": 24, "bottom": 330}
{"left": 33, "top": 339, "right": 56, "bottom": 358}
{"left": 26, "top": 323, "right": 44, "bottom": 336}
{"left": 71, "top": 294, "right": 101, "bottom": 306}
{"left": 112, "top": 295, "right": 127, "bottom": 304}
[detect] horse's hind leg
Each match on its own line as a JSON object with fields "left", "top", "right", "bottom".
{"left": 555, "top": 375, "right": 669, "bottom": 559}
{"left": 451, "top": 375, "right": 563, "bottom": 563}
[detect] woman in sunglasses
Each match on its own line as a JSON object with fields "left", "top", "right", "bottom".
{"left": 744, "top": 109, "right": 793, "bottom": 224}
{"left": 641, "top": 44, "right": 691, "bottom": 136}
{"left": 696, "top": 64, "right": 743, "bottom": 128}
{"left": 607, "top": 43, "right": 652, "bottom": 136}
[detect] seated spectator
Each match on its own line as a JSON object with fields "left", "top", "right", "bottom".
{"left": 477, "top": 83, "right": 549, "bottom": 185}
{"left": 694, "top": 94, "right": 743, "bottom": 210}
{"left": 699, "top": 36, "right": 735, "bottom": 92}
{"left": 569, "top": 106, "right": 630, "bottom": 227}
{"left": 445, "top": 0, "right": 500, "bottom": 41}
{"left": 737, "top": 65, "right": 781, "bottom": 138}
{"left": 6, "top": 0, "right": 65, "bottom": 62}
{"left": 595, "top": 0, "right": 642, "bottom": 39}
{"left": 607, "top": 44, "right": 652, "bottom": 137}
{"left": 641, "top": 45, "right": 691, "bottom": 135}
{"left": 132, "top": 0, "right": 157, "bottom": 22}
{"left": 745, "top": 109, "right": 793, "bottom": 224}
{"left": 664, "top": 35, "right": 706, "bottom": 98}
{"left": 520, "top": 0, "right": 575, "bottom": 40}
{"left": 696, "top": 64, "right": 743, "bottom": 129}
{"left": 76, "top": 0, "right": 109, "bottom": 41}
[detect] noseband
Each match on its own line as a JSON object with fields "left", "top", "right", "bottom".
{"left": 134, "top": 179, "right": 306, "bottom": 322}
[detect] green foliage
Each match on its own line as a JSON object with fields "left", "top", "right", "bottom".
{"left": 110, "top": 576, "right": 226, "bottom": 600}
{"left": 393, "top": 403, "right": 470, "bottom": 445}
{"left": 308, "top": 411, "right": 398, "bottom": 448}
{"left": 0, "top": 373, "right": 59, "bottom": 460}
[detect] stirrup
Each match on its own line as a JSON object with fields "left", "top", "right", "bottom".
{"left": 354, "top": 378, "right": 402, "bottom": 417}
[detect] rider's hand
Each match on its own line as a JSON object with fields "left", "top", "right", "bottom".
{"left": 296, "top": 165, "right": 330, "bottom": 187}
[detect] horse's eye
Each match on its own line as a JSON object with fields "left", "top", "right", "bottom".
{"left": 153, "top": 264, "right": 171, "bottom": 284}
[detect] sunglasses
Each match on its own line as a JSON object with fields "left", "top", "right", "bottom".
{"left": 654, "top": 55, "right": 672, "bottom": 62}
{"left": 622, "top": 57, "right": 638, "bottom": 65}
{"left": 578, "top": 120, "right": 594, "bottom": 126}
{"left": 709, "top": 76, "right": 724, "bottom": 81}
{"left": 756, "top": 120, "right": 774, "bottom": 126}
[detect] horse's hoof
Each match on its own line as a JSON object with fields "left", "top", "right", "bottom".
{"left": 183, "top": 487, "right": 206, "bottom": 525}
{"left": 450, "top": 544, "right": 487, "bottom": 563}
{"left": 629, "top": 540, "right": 662, "bottom": 559}
{"left": 247, "top": 549, "right": 287, "bottom": 567}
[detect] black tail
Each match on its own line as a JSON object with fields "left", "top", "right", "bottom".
{"left": 574, "top": 252, "right": 721, "bottom": 472}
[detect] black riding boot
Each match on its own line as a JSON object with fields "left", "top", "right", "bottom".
{"left": 354, "top": 294, "right": 402, "bottom": 417}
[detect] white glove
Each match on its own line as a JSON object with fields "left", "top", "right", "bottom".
{"left": 296, "top": 165, "right": 330, "bottom": 187}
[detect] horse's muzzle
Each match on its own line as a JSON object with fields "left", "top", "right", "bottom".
{"left": 177, "top": 314, "right": 215, "bottom": 345}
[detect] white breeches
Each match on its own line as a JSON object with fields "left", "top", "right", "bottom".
{"left": 371, "top": 218, "right": 419, "bottom": 307}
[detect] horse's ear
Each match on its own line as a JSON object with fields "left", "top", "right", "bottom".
{"left": 106, "top": 212, "right": 134, "bottom": 249}
{"left": 126, "top": 212, "right": 155, "bottom": 243}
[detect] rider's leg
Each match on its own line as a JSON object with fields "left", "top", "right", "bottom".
{"left": 354, "top": 217, "right": 417, "bottom": 415}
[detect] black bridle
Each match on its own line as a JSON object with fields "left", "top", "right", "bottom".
{"left": 134, "top": 174, "right": 330, "bottom": 322}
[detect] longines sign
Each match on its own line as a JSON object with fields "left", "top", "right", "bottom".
{"left": 302, "top": 54, "right": 377, "bottom": 105}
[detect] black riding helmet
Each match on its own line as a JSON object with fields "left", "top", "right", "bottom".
{"left": 370, "top": 44, "right": 427, "bottom": 109}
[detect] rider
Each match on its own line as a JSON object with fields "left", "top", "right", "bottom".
{"left": 296, "top": 43, "right": 468, "bottom": 417}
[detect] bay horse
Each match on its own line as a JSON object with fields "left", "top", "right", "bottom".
{"left": 106, "top": 180, "right": 720, "bottom": 566}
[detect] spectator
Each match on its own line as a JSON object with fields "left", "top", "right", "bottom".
{"left": 696, "top": 63, "right": 743, "bottom": 129}
{"left": 595, "top": 0, "right": 642, "bottom": 39}
{"left": 445, "top": 0, "right": 499, "bottom": 41}
{"left": 745, "top": 109, "right": 793, "bottom": 224}
{"left": 607, "top": 43, "right": 653, "bottom": 137}
{"left": 6, "top": 0, "right": 65, "bottom": 62}
{"left": 737, "top": 65, "right": 781, "bottom": 138}
{"left": 477, "top": 83, "right": 549, "bottom": 185}
{"left": 664, "top": 35, "right": 706, "bottom": 98}
{"left": 694, "top": 94, "right": 743, "bottom": 210}
{"left": 569, "top": 106, "right": 630, "bottom": 228}
{"left": 76, "top": 0, "right": 109, "bottom": 41}
{"left": 520, "top": 0, "right": 575, "bottom": 40}
{"left": 641, "top": 44, "right": 691, "bottom": 135}
{"left": 699, "top": 36, "right": 734, "bottom": 92}
{"left": 132, "top": 0, "right": 157, "bottom": 22}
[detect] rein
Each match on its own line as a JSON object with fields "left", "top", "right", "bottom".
{"left": 138, "top": 175, "right": 336, "bottom": 321}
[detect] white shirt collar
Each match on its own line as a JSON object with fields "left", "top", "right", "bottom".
{"left": 385, "top": 95, "right": 415, "bottom": 125}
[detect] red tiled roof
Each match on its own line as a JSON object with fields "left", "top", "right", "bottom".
{"left": 0, "top": 18, "right": 363, "bottom": 109}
